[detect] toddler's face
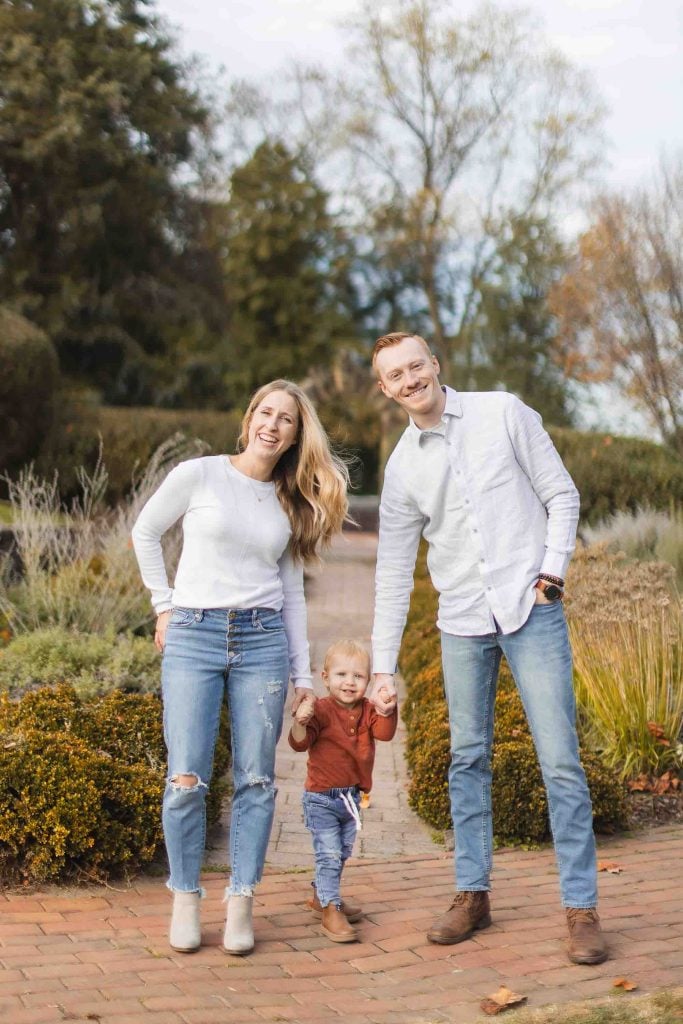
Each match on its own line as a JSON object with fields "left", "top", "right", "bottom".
{"left": 322, "top": 655, "right": 370, "bottom": 708}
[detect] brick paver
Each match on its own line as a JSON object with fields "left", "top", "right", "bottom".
{"left": 2, "top": 533, "right": 682, "bottom": 1023}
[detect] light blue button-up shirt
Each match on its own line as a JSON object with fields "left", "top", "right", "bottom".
{"left": 372, "top": 387, "right": 580, "bottom": 674}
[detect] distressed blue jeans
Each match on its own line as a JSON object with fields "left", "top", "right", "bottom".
{"left": 441, "top": 601, "right": 598, "bottom": 908}
{"left": 161, "top": 606, "right": 289, "bottom": 895}
{"left": 302, "top": 787, "right": 361, "bottom": 908}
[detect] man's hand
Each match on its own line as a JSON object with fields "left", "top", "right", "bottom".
{"left": 534, "top": 587, "right": 553, "bottom": 605}
{"left": 371, "top": 673, "right": 398, "bottom": 716}
{"left": 154, "top": 610, "right": 172, "bottom": 652}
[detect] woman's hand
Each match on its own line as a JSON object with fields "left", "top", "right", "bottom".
{"left": 154, "top": 610, "right": 172, "bottom": 652}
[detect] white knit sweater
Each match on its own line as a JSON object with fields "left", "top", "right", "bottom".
{"left": 131, "top": 455, "right": 312, "bottom": 687}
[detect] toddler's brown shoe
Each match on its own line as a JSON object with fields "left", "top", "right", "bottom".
{"left": 427, "top": 891, "right": 492, "bottom": 944}
{"left": 566, "top": 908, "right": 608, "bottom": 964}
{"left": 307, "top": 891, "right": 363, "bottom": 923}
{"left": 321, "top": 903, "right": 358, "bottom": 942}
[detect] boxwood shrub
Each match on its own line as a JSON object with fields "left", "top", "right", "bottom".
{"left": 0, "top": 685, "right": 231, "bottom": 884}
{"left": 400, "top": 565, "right": 627, "bottom": 843}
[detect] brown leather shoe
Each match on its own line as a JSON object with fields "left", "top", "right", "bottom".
{"left": 566, "top": 908, "right": 608, "bottom": 964}
{"left": 307, "top": 891, "right": 363, "bottom": 923}
{"left": 427, "top": 891, "right": 492, "bottom": 944}
{"left": 321, "top": 903, "right": 358, "bottom": 943}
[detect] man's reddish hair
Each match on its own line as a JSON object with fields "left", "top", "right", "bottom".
{"left": 371, "top": 332, "right": 432, "bottom": 373}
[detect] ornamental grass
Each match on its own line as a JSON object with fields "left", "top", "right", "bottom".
{"left": 565, "top": 544, "right": 683, "bottom": 781}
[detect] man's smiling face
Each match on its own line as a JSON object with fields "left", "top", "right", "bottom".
{"left": 375, "top": 335, "right": 444, "bottom": 427}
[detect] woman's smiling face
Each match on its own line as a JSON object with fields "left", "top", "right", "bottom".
{"left": 246, "top": 389, "right": 300, "bottom": 463}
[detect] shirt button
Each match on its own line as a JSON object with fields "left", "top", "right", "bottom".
{"left": 350, "top": 728, "right": 355, "bottom": 734}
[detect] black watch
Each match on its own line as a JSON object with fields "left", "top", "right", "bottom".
{"left": 535, "top": 579, "right": 563, "bottom": 601}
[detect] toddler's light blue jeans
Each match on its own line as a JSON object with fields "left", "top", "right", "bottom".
{"left": 161, "top": 606, "right": 289, "bottom": 895}
{"left": 302, "top": 787, "right": 360, "bottom": 908}
{"left": 441, "top": 600, "right": 598, "bottom": 908}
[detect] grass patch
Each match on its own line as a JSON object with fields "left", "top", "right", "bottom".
{"left": 0, "top": 501, "right": 12, "bottom": 525}
{"left": 505, "top": 988, "right": 683, "bottom": 1024}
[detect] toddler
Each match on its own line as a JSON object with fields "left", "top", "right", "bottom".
{"left": 288, "top": 639, "right": 398, "bottom": 942}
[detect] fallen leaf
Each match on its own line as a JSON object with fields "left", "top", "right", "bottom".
{"left": 480, "top": 986, "right": 528, "bottom": 1015}
{"left": 613, "top": 978, "right": 638, "bottom": 991}
{"left": 597, "top": 861, "right": 623, "bottom": 873}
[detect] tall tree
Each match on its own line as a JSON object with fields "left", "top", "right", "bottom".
{"left": 0, "top": 0, "right": 226, "bottom": 404}
{"left": 224, "top": 141, "right": 353, "bottom": 403}
{"left": 227, "top": 0, "right": 605, "bottom": 381}
{"left": 551, "top": 156, "right": 683, "bottom": 454}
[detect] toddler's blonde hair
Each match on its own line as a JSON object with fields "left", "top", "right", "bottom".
{"left": 323, "top": 639, "right": 371, "bottom": 677}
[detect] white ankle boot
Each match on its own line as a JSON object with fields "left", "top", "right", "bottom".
{"left": 223, "top": 894, "right": 254, "bottom": 955}
{"left": 169, "top": 891, "right": 201, "bottom": 952}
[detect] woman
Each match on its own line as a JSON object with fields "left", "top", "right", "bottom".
{"left": 132, "top": 380, "right": 349, "bottom": 956}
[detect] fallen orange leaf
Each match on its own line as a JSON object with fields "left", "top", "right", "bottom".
{"left": 480, "top": 986, "right": 528, "bottom": 1015}
{"left": 613, "top": 978, "right": 638, "bottom": 991}
{"left": 597, "top": 861, "right": 623, "bottom": 873}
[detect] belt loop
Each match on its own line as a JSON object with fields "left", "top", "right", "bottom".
{"left": 252, "top": 608, "right": 258, "bottom": 627}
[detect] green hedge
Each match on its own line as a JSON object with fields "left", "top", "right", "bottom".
{"left": 400, "top": 563, "right": 627, "bottom": 843}
{"left": 549, "top": 427, "right": 683, "bottom": 525}
{"left": 0, "top": 307, "right": 60, "bottom": 477}
{"left": 0, "top": 684, "right": 231, "bottom": 884}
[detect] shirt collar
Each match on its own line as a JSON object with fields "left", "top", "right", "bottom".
{"left": 410, "top": 386, "right": 463, "bottom": 445}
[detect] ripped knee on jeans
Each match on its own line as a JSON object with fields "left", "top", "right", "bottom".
{"left": 168, "top": 772, "right": 207, "bottom": 791}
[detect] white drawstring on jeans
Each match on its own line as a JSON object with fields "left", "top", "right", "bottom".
{"left": 340, "top": 790, "right": 362, "bottom": 832}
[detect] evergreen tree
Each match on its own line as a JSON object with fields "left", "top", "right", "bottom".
{"left": 0, "top": 0, "right": 226, "bottom": 404}
{"left": 224, "top": 142, "right": 352, "bottom": 402}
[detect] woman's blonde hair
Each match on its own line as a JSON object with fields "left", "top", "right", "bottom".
{"left": 237, "top": 380, "right": 350, "bottom": 562}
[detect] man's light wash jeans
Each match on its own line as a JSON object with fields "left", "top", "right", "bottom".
{"left": 161, "top": 606, "right": 289, "bottom": 895}
{"left": 441, "top": 600, "right": 598, "bottom": 908}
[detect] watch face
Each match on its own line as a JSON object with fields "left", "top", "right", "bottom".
{"left": 544, "top": 584, "right": 562, "bottom": 601}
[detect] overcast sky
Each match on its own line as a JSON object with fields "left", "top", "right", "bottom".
{"left": 156, "top": 0, "right": 683, "bottom": 193}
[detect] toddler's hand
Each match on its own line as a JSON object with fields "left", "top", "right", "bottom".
{"left": 294, "top": 697, "right": 315, "bottom": 725}
{"left": 377, "top": 685, "right": 398, "bottom": 711}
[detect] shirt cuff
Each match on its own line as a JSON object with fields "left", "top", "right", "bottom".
{"left": 371, "top": 655, "right": 397, "bottom": 676}
{"left": 540, "top": 553, "right": 571, "bottom": 581}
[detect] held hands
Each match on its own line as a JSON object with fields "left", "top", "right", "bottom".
{"left": 154, "top": 610, "right": 172, "bottom": 652}
{"left": 371, "top": 673, "right": 398, "bottom": 716}
{"left": 292, "top": 689, "right": 316, "bottom": 725}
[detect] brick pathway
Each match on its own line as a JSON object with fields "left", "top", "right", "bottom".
{"left": 1, "top": 533, "right": 682, "bottom": 1023}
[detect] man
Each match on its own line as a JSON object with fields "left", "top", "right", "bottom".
{"left": 370, "top": 331, "right": 606, "bottom": 965}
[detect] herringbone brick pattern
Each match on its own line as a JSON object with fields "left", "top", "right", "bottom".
{"left": 1, "top": 830, "right": 682, "bottom": 1023}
